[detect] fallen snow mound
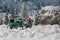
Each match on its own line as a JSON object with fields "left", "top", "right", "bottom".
{"left": 0, "top": 24, "right": 59, "bottom": 40}
{"left": 39, "top": 6, "right": 60, "bottom": 24}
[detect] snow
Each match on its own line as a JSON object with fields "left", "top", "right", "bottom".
{"left": 42, "top": 6, "right": 59, "bottom": 11}
{"left": 39, "top": 6, "right": 60, "bottom": 21}
{"left": 0, "top": 24, "right": 59, "bottom": 40}
{"left": 40, "top": 6, "right": 59, "bottom": 16}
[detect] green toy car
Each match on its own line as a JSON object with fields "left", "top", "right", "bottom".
{"left": 7, "top": 19, "right": 33, "bottom": 29}
{"left": 7, "top": 18, "right": 23, "bottom": 29}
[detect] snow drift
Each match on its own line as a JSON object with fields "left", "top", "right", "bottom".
{"left": 39, "top": 6, "right": 60, "bottom": 24}
{"left": 0, "top": 24, "right": 59, "bottom": 40}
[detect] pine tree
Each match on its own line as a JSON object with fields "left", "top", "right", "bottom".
{"left": 21, "top": 3, "right": 29, "bottom": 22}
{"left": 34, "top": 10, "right": 41, "bottom": 25}
{"left": 4, "top": 13, "right": 9, "bottom": 25}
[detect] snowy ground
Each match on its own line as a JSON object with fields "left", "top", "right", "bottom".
{"left": 0, "top": 24, "right": 59, "bottom": 40}
{"left": 0, "top": 6, "right": 60, "bottom": 40}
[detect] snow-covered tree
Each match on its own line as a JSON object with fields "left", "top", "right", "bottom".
{"left": 21, "top": 3, "right": 29, "bottom": 21}
{"left": 4, "top": 13, "right": 9, "bottom": 25}
{"left": 34, "top": 10, "right": 41, "bottom": 25}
